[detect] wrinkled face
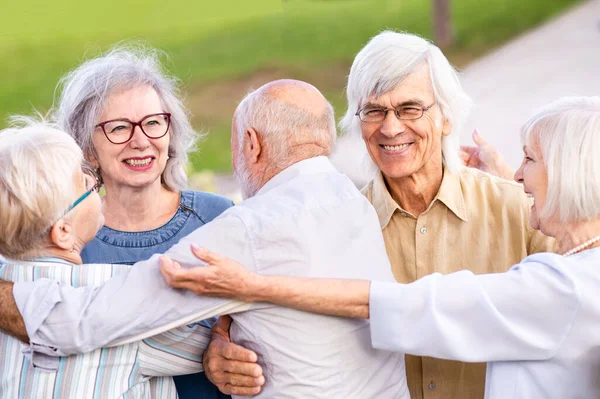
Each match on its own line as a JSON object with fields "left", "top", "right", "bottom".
{"left": 359, "top": 64, "right": 450, "bottom": 180}
{"left": 92, "top": 85, "right": 170, "bottom": 190}
{"left": 515, "top": 137, "right": 549, "bottom": 232}
{"left": 69, "top": 167, "right": 104, "bottom": 245}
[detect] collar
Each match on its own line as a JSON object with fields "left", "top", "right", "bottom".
{"left": 255, "top": 156, "right": 337, "bottom": 196}
{"left": 370, "top": 167, "right": 468, "bottom": 229}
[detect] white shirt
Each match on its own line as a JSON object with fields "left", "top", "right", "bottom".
{"left": 14, "top": 156, "right": 409, "bottom": 399}
{"left": 370, "top": 247, "right": 600, "bottom": 398}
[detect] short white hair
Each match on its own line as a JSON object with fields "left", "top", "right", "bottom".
{"left": 52, "top": 43, "right": 197, "bottom": 191}
{"left": 0, "top": 119, "right": 82, "bottom": 258}
{"left": 234, "top": 88, "right": 337, "bottom": 168}
{"left": 521, "top": 96, "right": 600, "bottom": 223}
{"left": 340, "top": 30, "right": 472, "bottom": 177}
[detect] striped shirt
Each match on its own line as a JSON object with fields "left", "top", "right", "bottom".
{"left": 0, "top": 257, "right": 211, "bottom": 399}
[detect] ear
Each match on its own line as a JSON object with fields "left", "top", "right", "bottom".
{"left": 244, "top": 128, "right": 262, "bottom": 164}
{"left": 441, "top": 119, "right": 452, "bottom": 137}
{"left": 49, "top": 219, "right": 75, "bottom": 251}
{"left": 86, "top": 149, "right": 100, "bottom": 170}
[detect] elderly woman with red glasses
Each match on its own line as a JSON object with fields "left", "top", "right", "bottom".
{"left": 51, "top": 44, "right": 232, "bottom": 398}
{"left": 0, "top": 123, "right": 215, "bottom": 398}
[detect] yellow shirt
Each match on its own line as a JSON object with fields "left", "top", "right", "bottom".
{"left": 363, "top": 167, "right": 556, "bottom": 399}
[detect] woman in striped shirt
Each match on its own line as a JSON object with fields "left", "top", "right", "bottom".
{"left": 0, "top": 122, "right": 212, "bottom": 398}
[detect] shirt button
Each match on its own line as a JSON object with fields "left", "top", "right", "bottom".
{"left": 429, "top": 382, "right": 436, "bottom": 390}
{"left": 420, "top": 226, "right": 427, "bottom": 234}
{"left": 400, "top": 212, "right": 408, "bottom": 217}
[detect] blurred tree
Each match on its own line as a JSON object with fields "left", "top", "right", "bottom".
{"left": 433, "top": 0, "right": 454, "bottom": 48}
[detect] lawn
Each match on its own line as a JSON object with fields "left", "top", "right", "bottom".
{"left": 1, "top": 0, "right": 581, "bottom": 172}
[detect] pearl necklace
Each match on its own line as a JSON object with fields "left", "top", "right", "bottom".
{"left": 562, "top": 234, "right": 600, "bottom": 256}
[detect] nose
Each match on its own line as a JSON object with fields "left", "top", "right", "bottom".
{"left": 514, "top": 159, "right": 525, "bottom": 183}
{"left": 128, "top": 125, "right": 150, "bottom": 150}
{"left": 379, "top": 111, "right": 407, "bottom": 138}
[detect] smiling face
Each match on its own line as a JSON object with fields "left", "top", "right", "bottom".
{"left": 514, "top": 137, "right": 550, "bottom": 232}
{"left": 91, "top": 85, "right": 170, "bottom": 191}
{"left": 360, "top": 63, "right": 450, "bottom": 181}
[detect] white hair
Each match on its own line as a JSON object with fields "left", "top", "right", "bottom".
{"left": 0, "top": 119, "right": 82, "bottom": 259}
{"left": 232, "top": 87, "right": 336, "bottom": 197}
{"left": 520, "top": 96, "right": 600, "bottom": 223}
{"left": 52, "top": 42, "right": 198, "bottom": 191}
{"left": 339, "top": 30, "right": 472, "bottom": 178}
{"left": 234, "top": 87, "right": 336, "bottom": 165}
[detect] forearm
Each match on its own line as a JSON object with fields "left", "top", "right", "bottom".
{"left": 247, "top": 275, "right": 370, "bottom": 319}
{"left": 0, "top": 280, "right": 29, "bottom": 343}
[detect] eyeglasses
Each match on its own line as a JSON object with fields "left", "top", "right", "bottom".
{"left": 355, "top": 102, "right": 436, "bottom": 123}
{"left": 95, "top": 113, "right": 171, "bottom": 144}
{"left": 41, "top": 166, "right": 102, "bottom": 236}
{"left": 65, "top": 166, "right": 102, "bottom": 213}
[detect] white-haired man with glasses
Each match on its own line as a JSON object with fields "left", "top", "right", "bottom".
{"left": 195, "top": 31, "right": 556, "bottom": 398}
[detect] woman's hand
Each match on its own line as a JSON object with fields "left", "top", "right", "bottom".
{"left": 159, "top": 245, "right": 262, "bottom": 302}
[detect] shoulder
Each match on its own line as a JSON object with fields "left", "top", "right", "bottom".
{"left": 184, "top": 190, "right": 235, "bottom": 223}
{"left": 360, "top": 179, "right": 375, "bottom": 203}
{"left": 458, "top": 167, "right": 530, "bottom": 211}
{"left": 515, "top": 252, "right": 581, "bottom": 293}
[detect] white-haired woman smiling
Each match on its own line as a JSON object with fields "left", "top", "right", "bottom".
{"left": 52, "top": 44, "right": 232, "bottom": 398}
{"left": 161, "top": 96, "right": 600, "bottom": 398}
{"left": 0, "top": 123, "right": 216, "bottom": 398}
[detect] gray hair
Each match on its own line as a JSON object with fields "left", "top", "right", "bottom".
{"left": 521, "top": 96, "right": 600, "bottom": 223}
{"left": 0, "top": 119, "right": 82, "bottom": 259}
{"left": 52, "top": 43, "right": 198, "bottom": 191}
{"left": 340, "top": 30, "right": 472, "bottom": 177}
{"left": 234, "top": 88, "right": 337, "bottom": 168}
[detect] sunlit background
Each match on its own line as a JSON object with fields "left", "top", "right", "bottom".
{"left": 2, "top": 0, "right": 592, "bottom": 197}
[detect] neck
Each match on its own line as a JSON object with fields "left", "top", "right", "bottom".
{"left": 20, "top": 247, "right": 83, "bottom": 265}
{"left": 553, "top": 218, "right": 600, "bottom": 255}
{"left": 253, "top": 145, "right": 327, "bottom": 196}
{"left": 101, "top": 180, "right": 180, "bottom": 231}
{"left": 384, "top": 163, "right": 444, "bottom": 217}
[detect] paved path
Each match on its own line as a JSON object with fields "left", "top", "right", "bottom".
{"left": 460, "top": 0, "right": 600, "bottom": 169}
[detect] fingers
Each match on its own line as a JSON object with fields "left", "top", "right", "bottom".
{"left": 191, "top": 244, "right": 224, "bottom": 265}
{"left": 219, "top": 339, "right": 258, "bottom": 363}
{"left": 204, "top": 336, "right": 263, "bottom": 395}
{"left": 472, "top": 129, "right": 488, "bottom": 146}
{"left": 459, "top": 148, "right": 473, "bottom": 165}
{"left": 212, "top": 315, "right": 233, "bottom": 337}
{"left": 219, "top": 380, "right": 264, "bottom": 396}
{"left": 160, "top": 261, "right": 211, "bottom": 287}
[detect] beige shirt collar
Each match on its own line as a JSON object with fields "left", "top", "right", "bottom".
{"left": 371, "top": 168, "right": 469, "bottom": 229}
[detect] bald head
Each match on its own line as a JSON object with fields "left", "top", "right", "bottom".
{"left": 233, "top": 79, "right": 336, "bottom": 164}
{"left": 259, "top": 79, "right": 330, "bottom": 116}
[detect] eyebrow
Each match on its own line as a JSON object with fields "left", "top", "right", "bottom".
{"left": 362, "top": 99, "right": 426, "bottom": 108}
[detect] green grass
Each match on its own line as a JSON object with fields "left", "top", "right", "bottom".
{"left": 1, "top": 0, "right": 581, "bottom": 172}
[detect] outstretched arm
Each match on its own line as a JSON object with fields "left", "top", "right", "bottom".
{"left": 12, "top": 214, "right": 254, "bottom": 357}
{"left": 163, "top": 247, "right": 581, "bottom": 363}
{"left": 161, "top": 246, "right": 371, "bottom": 319}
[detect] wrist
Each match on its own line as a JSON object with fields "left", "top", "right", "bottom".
{"left": 242, "top": 273, "right": 267, "bottom": 303}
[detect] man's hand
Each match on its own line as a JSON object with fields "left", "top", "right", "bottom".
{"left": 159, "top": 245, "right": 262, "bottom": 302}
{"left": 460, "top": 130, "right": 515, "bottom": 181}
{"left": 203, "top": 315, "right": 265, "bottom": 396}
{"left": 0, "top": 280, "right": 29, "bottom": 343}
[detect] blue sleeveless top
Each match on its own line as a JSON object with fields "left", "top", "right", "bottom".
{"left": 81, "top": 190, "right": 233, "bottom": 399}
